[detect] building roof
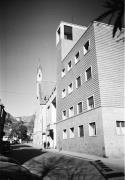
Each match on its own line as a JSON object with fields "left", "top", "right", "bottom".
{"left": 39, "top": 81, "right": 56, "bottom": 105}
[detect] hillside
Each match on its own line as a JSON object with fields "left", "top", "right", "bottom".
{"left": 21, "top": 114, "right": 35, "bottom": 134}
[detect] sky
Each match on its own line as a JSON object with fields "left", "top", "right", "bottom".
{"left": 0, "top": 0, "right": 105, "bottom": 117}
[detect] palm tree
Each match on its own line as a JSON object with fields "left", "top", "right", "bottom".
{"left": 95, "top": 0, "right": 124, "bottom": 37}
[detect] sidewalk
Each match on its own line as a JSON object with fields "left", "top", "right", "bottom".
{"left": 29, "top": 143, "right": 124, "bottom": 172}
{"left": 46, "top": 148, "right": 124, "bottom": 172}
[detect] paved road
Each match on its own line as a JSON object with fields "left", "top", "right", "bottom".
{"left": 6, "top": 144, "right": 105, "bottom": 179}
{"left": 3, "top": 144, "right": 124, "bottom": 180}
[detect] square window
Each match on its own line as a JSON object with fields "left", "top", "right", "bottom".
{"left": 62, "top": 110, "right": 67, "bottom": 120}
{"left": 87, "top": 96, "right": 94, "bottom": 110}
{"left": 69, "top": 127, "right": 74, "bottom": 138}
{"left": 62, "top": 89, "right": 66, "bottom": 98}
{"left": 64, "top": 25, "right": 73, "bottom": 40}
{"left": 83, "top": 40, "right": 90, "bottom": 55}
{"left": 68, "top": 61, "right": 72, "bottom": 71}
{"left": 89, "top": 122, "right": 96, "bottom": 136}
{"left": 68, "top": 83, "right": 73, "bottom": 94}
{"left": 63, "top": 129, "right": 67, "bottom": 139}
{"left": 75, "top": 51, "right": 80, "bottom": 64}
{"left": 116, "top": 121, "right": 125, "bottom": 135}
{"left": 77, "top": 102, "right": 83, "bottom": 114}
{"left": 85, "top": 67, "right": 92, "bottom": 81}
{"left": 61, "top": 68, "right": 66, "bottom": 77}
{"left": 69, "top": 106, "right": 74, "bottom": 117}
{"left": 76, "top": 76, "right": 81, "bottom": 88}
{"left": 78, "top": 125, "right": 84, "bottom": 137}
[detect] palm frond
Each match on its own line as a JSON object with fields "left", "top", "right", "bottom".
{"left": 103, "top": 1, "right": 113, "bottom": 9}
{"left": 95, "top": 10, "right": 114, "bottom": 21}
{"left": 108, "top": 13, "right": 115, "bottom": 24}
{"left": 95, "top": 0, "right": 124, "bottom": 38}
{"left": 113, "top": 11, "right": 123, "bottom": 37}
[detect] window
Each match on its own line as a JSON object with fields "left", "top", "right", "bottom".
{"left": 47, "top": 105, "right": 50, "bottom": 109}
{"left": 89, "top": 122, "right": 96, "bottom": 136}
{"left": 83, "top": 40, "right": 90, "bottom": 55}
{"left": 75, "top": 51, "right": 80, "bottom": 64}
{"left": 69, "top": 127, "right": 74, "bottom": 138}
{"left": 61, "top": 68, "right": 66, "bottom": 77}
{"left": 76, "top": 76, "right": 81, "bottom": 88}
{"left": 87, "top": 96, "right": 94, "bottom": 110}
{"left": 116, "top": 121, "right": 125, "bottom": 135}
{"left": 68, "top": 83, "right": 73, "bottom": 94}
{"left": 77, "top": 102, "right": 83, "bottom": 114}
{"left": 63, "top": 129, "right": 67, "bottom": 139}
{"left": 62, "top": 110, "right": 67, "bottom": 120}
{"left": 64, "top": 25, "right": 73, "bottom": 40}
{"left": 56, "top": 27, "right": 61, "bottom": 44}
{"left": 68, "top": 61, "right": 72, "bottom": 71}
{"left": 62, "top": 89, "right": 66, "bottom": 98}
{"left": 69, "top": 106, "right": 74, "bottom": 117}
{"left": 85, "top": 67, "right": 92, "bottom": 81}
{"left": 57, "top": 27, "right": 60, "bottom": 36}
{"left": 78, "top": 125, "right": 84, "bottom": 137}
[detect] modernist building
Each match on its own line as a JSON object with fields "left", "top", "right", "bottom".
{"left": 56, "top": 21, "right": 124, "bottom": 158}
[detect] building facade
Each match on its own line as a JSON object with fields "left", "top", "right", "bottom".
{"left": 46, "top": 87, "right": 56, "bottom": 148}
{"left": 33, "top": 63, "right": 56, "bottom": 147}
{"left": 33, "top": 64, "right": 47, "bottom": 146}
{"left": 56, "top": 21, "right": 125, "bottom": 158}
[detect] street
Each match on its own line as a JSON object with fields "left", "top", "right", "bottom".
{"left": 0, "top": 144, "right": 124, "bottom": 180}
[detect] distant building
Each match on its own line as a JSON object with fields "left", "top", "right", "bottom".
{"left": 46, "top": 87, "right": 56, "bottom": 148}
{"left": 33, "top": 64, "right": 46, "bottom": 145}
{"left": 56, "top": 21, "right": 124, "bottom": 158}
{"left": 33, "top": 64, "right": 56, "bottom": 147}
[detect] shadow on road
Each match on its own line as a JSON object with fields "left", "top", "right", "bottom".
{"left": 8, "top": 144, "right": 46, "bottom": 164}
{"left": 23, "top": 152, "right": 105, "bottom": 180}
{"left": 11, "top": 144, "right": 32, "bottom": 150}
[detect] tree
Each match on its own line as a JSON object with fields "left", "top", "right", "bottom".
{"left": 95, "top": 0, "right": 124, "bottom": 37}
{"left": 9, "top": 121, "right": 28, "bottom": 141}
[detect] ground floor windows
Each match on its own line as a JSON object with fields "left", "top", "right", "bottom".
{"left": 89, "top": 122, "right": 96, "bottom": 136}
{"left": 69, "top": 127, "right": 75, "bottom": 138}
{"left": 78, "top": 125, "right": 84, "bottom": 137}
{"left": 116, "top": 121, "right": 125, "bottom": 135}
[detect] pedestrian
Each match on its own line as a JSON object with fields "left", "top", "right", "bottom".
{"left": 44, "top": 142, "right": 46, "bottom": 149}
{"left": 47, "top": 141, "right": 50, "bottom": 149}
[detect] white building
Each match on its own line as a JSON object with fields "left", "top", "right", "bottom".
{"left": 33, "top": 63, "right": 56, "bottom": 147}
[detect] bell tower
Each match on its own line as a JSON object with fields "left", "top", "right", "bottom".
{"left": 36, "top": 63, "right": 42, "bottom": 104}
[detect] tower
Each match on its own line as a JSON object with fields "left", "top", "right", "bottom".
{"left": 33, "top": 63, "right": 47, "bottom": 146}
{"left": 36, "top": 63, "right": 42, "bottom": 104}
